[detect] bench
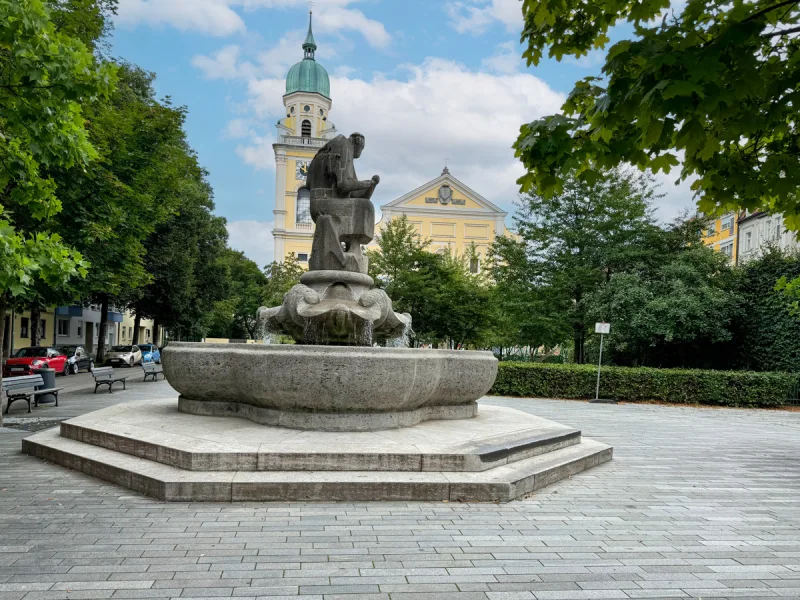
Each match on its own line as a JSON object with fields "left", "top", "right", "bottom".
{"left": 142, "top": 362, "right": 165, "bottom": 382}
{"left": 91, "top": 366, "right": 128, "bottom": 394}
{"left": 2, "top": 375, "right": 62, "bottom": 414}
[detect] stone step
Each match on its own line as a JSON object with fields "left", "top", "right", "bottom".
{"left": 57, "top": 400, "right": 583, "bottom": 473}
{"left": 22, "top": 428, "right": 612, "bottom": 503}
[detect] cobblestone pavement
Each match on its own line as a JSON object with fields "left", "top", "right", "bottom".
{"left": 0, "top": 382, "right": 798, "bottom": 600}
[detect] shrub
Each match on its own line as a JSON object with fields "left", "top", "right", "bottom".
{"left": 491, "top": 363, "right": 797, "bottom": 408}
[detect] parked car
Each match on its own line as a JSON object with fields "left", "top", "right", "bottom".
{"left": 138, "top": 343, "right": 161, "bottom": 364}
{"left": 57, "top": 345, "right": 94, "bottom": 375}
{"left": 2, "top": 346, "right": 69, "bottom": 377}
{"left": 104, "top": 345, "right": 142, "bottom": 368}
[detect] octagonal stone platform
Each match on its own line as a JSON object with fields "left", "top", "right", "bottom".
{"left": 22, "top": 399, "right": 612, "bottom": 502}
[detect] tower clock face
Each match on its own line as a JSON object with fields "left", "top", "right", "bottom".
{"left": 296, "top": 160, "right": 309, "bottom": 180}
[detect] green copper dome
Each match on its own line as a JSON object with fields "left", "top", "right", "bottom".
{"left": 285, "top": 12, "right": 330, "bottom": 98}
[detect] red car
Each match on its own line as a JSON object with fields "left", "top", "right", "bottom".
{"left": 2, "top": 347, "right": 69, "bottom": 377}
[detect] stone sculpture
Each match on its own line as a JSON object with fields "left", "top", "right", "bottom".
{"left": 308, "top": 133, "right": 379, "bottom": 273}
{"left": 261, "top": 133, "right": 411, "bottom": 346}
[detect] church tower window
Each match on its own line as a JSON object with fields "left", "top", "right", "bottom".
{"left": 301, "top": 119, "right": 312, "bottom": 138}
{"left": 296, "top": 188, "right": 311, "bottom": 224}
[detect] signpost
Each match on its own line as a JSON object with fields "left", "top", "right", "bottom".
{"left": 592, "top": 322, "right": 614, "bottom": 404}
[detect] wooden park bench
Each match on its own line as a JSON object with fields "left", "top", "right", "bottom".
{"left": 2, "top": 374, "right": 62, "bottom": 414}
{"left": 91, "top": 366, "right": 128, "bottom": 394}
{"left": 142, "top": 362, "right": 165, "bottom": 382}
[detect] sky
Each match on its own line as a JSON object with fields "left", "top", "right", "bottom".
{"left": 110, "top": 0, "right": 695, "bottom": 268}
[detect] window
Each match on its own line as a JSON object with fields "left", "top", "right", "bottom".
{"left": 720, "top": 242, "right": 734, "bottom": 259}
{"left": 297, "top": 253, "right": 309, "bottom": 262}
{"left": 39, "top": 319, "right": 46, "bottom": 339}
{"left": 77, "top": 322, "right": 82, "bottom": 337}
{"left": 301, "top": 119, "right": 312, "bottom": 138}
{"left": 470, "top": 256, "right": 480, "bottom": 274}
{"left": 20, "top": 317, "right": 29, "bottom": 339}
{"left": 146, "top": 329, "right": 151, "bottom": 340}
{"left": 775, "top": 221, "right": 782, "bottom": 240}
{"left": 721, "top": 216, "right": 734, "bottom": 235}
{"left": 745, "top": 231, "right": 752, "bottom": 251}
{"left": 296, "top": 188, "right": 312, "bottom": 224}
{"left": 57, "top": 319, "right": 70, "bottom": 336}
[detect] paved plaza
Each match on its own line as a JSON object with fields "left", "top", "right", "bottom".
{"left": 0, "top": 378, "right": 799, "bottom": 600}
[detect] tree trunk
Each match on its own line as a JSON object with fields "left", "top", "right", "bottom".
{"left": 0, "top": 299, "right": 6, "bottom": 425}
{"left": 96, "top": 295, "right": 109, "bottom": 364}
{"left": 132, "top": 312, "right": 141, "bottom": 345}
{"left": 30, "top": 304, "right": 41, "bottom": 347}
{"left": 153, "top": 319, "right": 160, "bottom": 347}
{"left": 573, "top": 328, "right": 585, "bottom": 365}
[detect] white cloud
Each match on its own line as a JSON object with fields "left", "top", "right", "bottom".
{"left": 236, "top": 131, "right": 278, "bottom": 171}
{"left": 481, "top": 41, "right": 521, "bottom": 74}
{"left": 447, "top": 0, "right": 523, "bottom": 34}
{"left": 116, "top": 0, "right": 390, "bottom": 48}
{"left": 116, "top": 0, "right": 245, "bottom": 36}
{"left": 235, "top": 56, "right": 564, "bottom": 217}
{"left": 227, "top": 220, "right": 275, "bottom": 267}
{"left": 192, "top": 45, "right": 257, "bottom": 80}
{"left": 223, "top": 118, "right": 254, "bottom": 139}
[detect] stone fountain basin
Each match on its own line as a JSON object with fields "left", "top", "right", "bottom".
{"left": 162, "top": 343, "right": 498, "bottom": 431}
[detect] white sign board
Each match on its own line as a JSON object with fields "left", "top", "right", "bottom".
{"left": 595, "top": 322, "right": 611, "bottom": 334}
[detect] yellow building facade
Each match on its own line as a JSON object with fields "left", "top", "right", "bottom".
{"left": 703, "top": 212, "right": 738, "bottom": 262}
{"left": 373, "top": 167, "right": 512, "bottom": 270}
{"left": 272, "top": 15, "right": 512, "bottom": 266}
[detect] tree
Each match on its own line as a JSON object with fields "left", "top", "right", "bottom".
{"left": 369, "top": 216, "right": 495, "bottom": 348}
{"left": 51, "top": 65, "right": 192, "bottom": 361}
{"left": 0, "top": 0, "right": 110, "bottom": 419}
{"left": 206, "top": 250, "right": 267, "bottom": 341}
{"left": 127, "top": 148, "right": 227, "bottom": 344}
{"left": 737, "top": 250, "right": 800, "bottom": 372}
{"left": 492, "top": 169, "right": 663, "bottom": 363}
{"left": 263, "top": 254, "right": 304, "bottom": 309}
{"left": 516, "top": 0, "right": 800, "bottom": 228}
{"left": 585, "top": 246, "right": 742, "bottom": 367}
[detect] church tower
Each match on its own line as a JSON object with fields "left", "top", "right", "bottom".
{"left": 272, "top": 12, "right": 336, "bottom": 264}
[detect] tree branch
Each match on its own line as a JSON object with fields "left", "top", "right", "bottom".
{"left": 762, "top": 24, "right": 800, "bottom": 36}
{"left": 743, "top": 0, "right": 798, "bottom": 22}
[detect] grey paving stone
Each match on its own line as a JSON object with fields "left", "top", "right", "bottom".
{"left": 0, "top": 386, "right": 798, "bottom": 600}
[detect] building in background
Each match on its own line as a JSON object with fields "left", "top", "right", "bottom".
{"left": 271, "top": 14, "right": 512, "bottom": 268}
{"left": 272, "top": 12, "right": 338, "bottom": 264}
{"left": 374, "top": 167, "right": 513, "bottom": 272}
{"left": 2, "top": 305, "right": 163, "bottom": 358}
{"left": 737, "top": 211, "right": 800, "bottom": 263}
{"left": 703, "top": 212, "right": 738, "bottom": 262}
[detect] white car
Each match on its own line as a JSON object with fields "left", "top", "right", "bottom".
{"left": 105, "top": 345, "right": 143, "bottom": 368}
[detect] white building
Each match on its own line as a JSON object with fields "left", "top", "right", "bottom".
{"left": 737, "top": 211, "right": 800, "bottom": 263}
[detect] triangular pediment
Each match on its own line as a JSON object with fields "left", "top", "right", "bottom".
{"left": 381, "top": 172, "right": 507, "bottom": 216}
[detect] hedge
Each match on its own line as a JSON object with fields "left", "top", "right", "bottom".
{"left": 490, "top": 362, "right": 799, "bottom": 408}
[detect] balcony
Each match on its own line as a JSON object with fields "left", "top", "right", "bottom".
{"left": 279, "top": 135, "right": 328, "bottom": 148}
{"left": 296, "top": 223, "right": 314, "bottom": 231}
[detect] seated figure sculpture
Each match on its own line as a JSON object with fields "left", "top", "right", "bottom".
{"left": 259, "top": 132, "right": 411, "bottom": 346}
{"left": 308, "top": 133, "right": 379, "bottom": 273}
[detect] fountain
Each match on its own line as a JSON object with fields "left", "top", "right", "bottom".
{"left": 21, "top": 132, "right": 612, "bottom": 502}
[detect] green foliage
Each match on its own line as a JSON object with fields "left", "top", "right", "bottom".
{"left": 369, "top": 215, "right": 496, "bottom": 347}
{"left": 490, "top": 169, "right": 664, "bottom": 362}
{"left": 517, "top": 0, "right": 800, "bottom": 227}
{"left": 491, "top": 362, "right": 796, "bottom": 408}
{"left": 132, "top": 168, "right": 228, "bottom": 341}
{"left": 586, "top": 245, "right": 743, "bottom": 366}
{"left": 0, "top": 0, "right": 115, "bottom": 217}
{"left": 206, "top": 249, "right": 267, "bottom": 340}
{"left": 735, "top": 249, "right": 800, "bottom": 372}
{"left": 263, "top": 254, "right": 304, "bottom": 309}
{"left": 45, "top": 0, "right": 118, "bottom": 51}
